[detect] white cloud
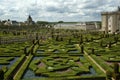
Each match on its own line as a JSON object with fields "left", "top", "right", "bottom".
{"left": 0, "top": 0, "right": 119, "bottom": 22}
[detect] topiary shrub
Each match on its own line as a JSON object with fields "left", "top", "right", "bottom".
{"left": 24, "top": 46, "right": 29, "bottom": 56}
{"left": 113, "top": 63, "right": 119, "bottom": 74}
{"left": 32, "top": 40, "right": 36, "bottom": 44}
{"left": 56, "top": 35, "right": 59, "bottom": 41}
{"left": 2, "top": 66, "right": 8, "bottom": 73}
{"left": 108, "top": 41, "right": 111, "bottom": 48}
{"left": 79, "top": 37, "right": 83, "bottom": 45}
{"left": 112, "top": 73, "right": 120, "bottom": 80}
{"left": 106, "top": 70, "right": 112, "bottom": 80}
{"left": 37, "top": 40, "right": 40, "bottom": 45}
{"left": 112, "top": 63, "right": 120, "bottom": 80}
{"left": 91, "top": 48, "right": 95, "bottom": 54}
{"left": 85, "top": 37, "right": 89, "bottom": 42}
{"left": 114, "top": 36, "right": 118, "bottom": 43}
{"left": 100, "top": 40, "right": 103, "bottom": 47}
{"left": 60, "top": 37, "right": 63, "bottom": 41}
{"left": 31, "top": 46, "right": 34, "bottom": 55}
{"left": 91, "top": 37, "right": 93, "bottom": 42}
{"left": 81, "top": 45, "right": 84, "bottom": 54}
{"left": 68, "top": 38, "right": 71, "bottom": 44}
{"left": 0, "top": 69, "right": 4, "bottom": 80}
{"left": 36, "top": 33, "right": 38, "bottom": 40}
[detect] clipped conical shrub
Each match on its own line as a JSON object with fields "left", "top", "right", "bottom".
{"left": 114, "top": 63, "right": 119, "bottom": 73}
{"left": 0, "top": 69, "right": 4, "bottom": 80}
{"left": 81, "top": 45, "right": 84, "bottom": 53}
{"left": 106, "top": 70, "right": 112, "bottom": 80}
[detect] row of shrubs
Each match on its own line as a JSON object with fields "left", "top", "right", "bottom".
{"left": 31, "top": 55, "right": 92, "bottom": 77}
{"left": 4, "top": 55, "right": 26, "bottom": 80}
{"left": 29, "top": 59, "right": 41, "bottom": 72}
{"left": 14, "top": 55, "right": 33, "bottom": 80}
{"left": 84, "top": 54, "right": 105, "bottom": 75}
{"left": 90, "top": 55, "right": 113, "bottom": 72}
{"left": 66, "top": 75, "right": 106, "bottom": 80}
{"left": 18, "top": 75, "right": 105, "bottom": 80}
{"left": 0, "top": 57, "right": 14, "bottom": 64}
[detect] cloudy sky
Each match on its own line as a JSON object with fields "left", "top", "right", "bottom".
{"left": 0, "top": 0, "right": 119, "bottom": 22}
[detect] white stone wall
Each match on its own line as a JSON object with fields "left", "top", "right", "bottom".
{"left": 86, "top": 25, "right": 96, "bottom": 30}
{"left": 54, "top": 22, "right": 98, "bottom": 30}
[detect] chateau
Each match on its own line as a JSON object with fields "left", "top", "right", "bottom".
{"left": 101, "top": 7, "right": 120, "bottom": 33}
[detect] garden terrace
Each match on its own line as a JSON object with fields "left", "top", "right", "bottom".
{"left": 22, "top": 54, "right": 106, "bottom": 80}
{"left": 0, "top": 42, "right": 31, "bottom": 56}
{"left": 0, "top": 28, "right": 120, "bottom": 80}
{"left": 34, "top": 41, "right": 81, "bottom": 56}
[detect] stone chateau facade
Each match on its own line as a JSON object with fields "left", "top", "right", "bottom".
{"left": 101, "top": 7, "right": 120, "bottom": 33}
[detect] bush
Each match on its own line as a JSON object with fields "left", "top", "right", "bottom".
{"left": 0, "top": 69, "right": 4, "bottom": 80}
{"left": 113, "top": 63, "right": 119, "bottom": 73}
{"left": 90, "top": 55, "right": 113, "bottom": 72}
{"left": 29, "top": 59, "right": 41, "bottom": 71}
{"left": 2, "top": 66, "right": 8, "bottom": 73}
{"left": 106, "top": 70, "right": 112, "bottom": 80}
{"left": 4, "top": 55, "right": 26, "bottom": 80}
{"left": 14, "top": 55, "right": 33, "bottom": 80}
{"left": 81, "top": 45, "right": 84, "bottom": 53}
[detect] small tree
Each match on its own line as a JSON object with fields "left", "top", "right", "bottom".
{"left": 56, "top": 35, "right": 59, "bottom": 41}
{"left": 108, "top": 41, "right": 111, "bottom": 48}
{"left": 91, "top": 37, "right": 93, "bottom": 42}
{"left": 85, "top": 37, "right": 88, "bottom": 42}
{"left": 106, "top": 70, "right": 112, "bottom": 80}
{"left": 51, "top": 34, "right": 54, "bottom": 39}
{"left": 32, "top": 39, "right": 35, "bottom": 44}
{"left": 81, "top": 45, "right": 84, "bottom": 53}
{"left": 91, "top": 48, "right": 95, "bottom": 54}
{"left": 79, "top": 37, "right": 83, "bottom": 44}
{"left": 36, "top": 33, "right": 38, "bottom": 40}
{"left": 100, "top": 40, "right": 103, "bottom": 47}
{"left": 112, "top": 63, "right": 120, "bottom": 80}
{"left": 24, "top": 46, "right": 29, "bottom": 56}
{"left": 2, "top": 66, "right": 8, "bottom": 73}
{"left": 112, "top": 73, "right": 120, "bottom": 80}
{"left": 38, "top": 40, "right": 40, "bottom": 45}
{"left": 68, "top": 38, "right": 71, "bottom": 44}
{"left": 114, "top": 63, "right": 119, "bottom": 74}
{"left": 80, "top": 34, "right": 83, "bottom": 39}
{"left": 114, "top": 36, "right": 118, "bottom": 43}
{"left": 31, "top": 46, "right": 34, "bottom": 55}
{"left": 0, "top": 69, "right": 4, "bottom": 80}
{"left": 24, "top": 47, "right": 27, "bottom": 55}
{"left": 60, "top": 37, "right": 63, "bottom": 41}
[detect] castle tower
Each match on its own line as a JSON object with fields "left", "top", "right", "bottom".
{"left": 101, "top": 7, "right": 120, "bottom": 33}
{"left": 118, "top": 6, "right": 120, "bottom": 11}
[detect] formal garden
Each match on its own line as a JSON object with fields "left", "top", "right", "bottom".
{"left": 0, "top": 27, "right": 120, "bottom": 80}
